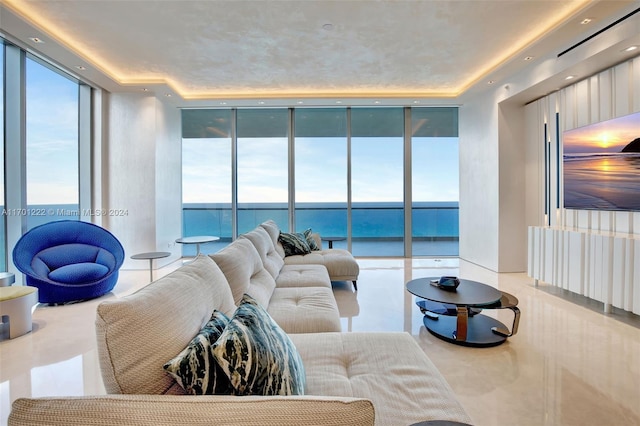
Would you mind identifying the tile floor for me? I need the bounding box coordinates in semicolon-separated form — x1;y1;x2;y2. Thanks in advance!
1;257;639;425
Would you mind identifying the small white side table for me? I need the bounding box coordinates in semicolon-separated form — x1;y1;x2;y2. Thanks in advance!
175;236;220;256
131;252;171;282
0;272;15;287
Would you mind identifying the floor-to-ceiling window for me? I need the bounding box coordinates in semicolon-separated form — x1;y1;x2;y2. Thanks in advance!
236;109;289;234
351;108;405;256
25;56;79;229
411;107;459;256
181;106;458;257
181;109;232;255
2;40;89;275
294;108;348;249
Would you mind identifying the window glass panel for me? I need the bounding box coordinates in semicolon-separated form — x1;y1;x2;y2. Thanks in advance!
26;57;79;229
411;107;459;256
0;43;5;270
237;109;289;233
351;108;404;256
294;109;347;248
181;109;232;255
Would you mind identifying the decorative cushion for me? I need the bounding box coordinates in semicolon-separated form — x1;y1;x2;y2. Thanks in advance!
212;294;306;396
163;311;233;395
48;262;109;284
303;228;321;251
278;232;311;256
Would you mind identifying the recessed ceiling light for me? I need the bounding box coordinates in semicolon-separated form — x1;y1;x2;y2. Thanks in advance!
258;101;265;105
297;101;304;104
623;45;638;52
487;80;495;84
29;37;44;43
142;88;149;92
524;56;534;61
322;23;334;31
580;18;592;25
413;100;421;104
374;100;381;104
164;93;172;97
75;65;86;70
565;75;576;80
220;101;227;105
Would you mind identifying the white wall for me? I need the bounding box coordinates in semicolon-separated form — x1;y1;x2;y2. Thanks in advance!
102;93;182;269
459;85;528;273
154;99;182;262
459;93;500;271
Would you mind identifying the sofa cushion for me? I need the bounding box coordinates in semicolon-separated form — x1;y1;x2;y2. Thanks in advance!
213;294;306;396
95;254;236;395
163;310;233;395
260;220;286;259
279;232;311;256
210;238;276;308
276;264;331;289
48;262;109;284
284;249;360;281
268;287;341;333
289;332;473;425
240;226;284;280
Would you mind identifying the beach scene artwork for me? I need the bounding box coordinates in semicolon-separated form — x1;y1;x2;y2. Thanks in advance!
563;111;640;211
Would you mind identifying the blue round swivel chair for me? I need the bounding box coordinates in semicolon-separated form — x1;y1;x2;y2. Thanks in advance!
12;220;125;304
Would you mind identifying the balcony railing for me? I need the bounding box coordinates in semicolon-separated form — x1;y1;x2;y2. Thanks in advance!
182;201;459;256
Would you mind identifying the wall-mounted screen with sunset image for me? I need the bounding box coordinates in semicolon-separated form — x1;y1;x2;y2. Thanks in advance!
563;111;640;211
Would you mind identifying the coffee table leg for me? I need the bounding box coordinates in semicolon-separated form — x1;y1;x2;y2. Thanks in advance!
491;306;521;337
454;307;468;341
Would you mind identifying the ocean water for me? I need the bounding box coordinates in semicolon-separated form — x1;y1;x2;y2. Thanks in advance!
1;202;460;267
564;153;640;211
183;201;460;256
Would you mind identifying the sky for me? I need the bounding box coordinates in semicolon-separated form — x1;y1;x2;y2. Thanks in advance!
26;58;79;205
563;112;640;154
182;136;459;204
0;56;80;206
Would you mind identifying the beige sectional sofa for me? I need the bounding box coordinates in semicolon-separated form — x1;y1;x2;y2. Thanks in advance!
8;222;472;426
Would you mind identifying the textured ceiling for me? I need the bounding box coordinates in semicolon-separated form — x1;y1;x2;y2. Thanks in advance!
1;0;637;104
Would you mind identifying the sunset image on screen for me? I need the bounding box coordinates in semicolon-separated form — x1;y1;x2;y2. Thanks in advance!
563;111;640;211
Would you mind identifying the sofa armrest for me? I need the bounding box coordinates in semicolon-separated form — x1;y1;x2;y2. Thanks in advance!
9;394;375;426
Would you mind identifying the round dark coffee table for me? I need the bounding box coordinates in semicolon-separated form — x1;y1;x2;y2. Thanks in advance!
406;277;520;347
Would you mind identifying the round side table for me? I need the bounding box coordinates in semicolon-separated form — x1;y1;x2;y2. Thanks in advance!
0;272;16;287
131;252;171;282
175;236;220;256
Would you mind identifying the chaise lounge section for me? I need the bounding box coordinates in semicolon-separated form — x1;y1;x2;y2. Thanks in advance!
259;220;360;290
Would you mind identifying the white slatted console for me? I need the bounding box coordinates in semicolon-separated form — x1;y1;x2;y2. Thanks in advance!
528;226;640;315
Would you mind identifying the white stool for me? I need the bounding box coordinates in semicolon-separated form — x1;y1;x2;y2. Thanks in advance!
0;286;38;339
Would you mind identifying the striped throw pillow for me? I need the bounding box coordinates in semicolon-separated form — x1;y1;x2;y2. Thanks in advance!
278;231;311;256
303;228;321;251
212;294;306;396
163;310;233;395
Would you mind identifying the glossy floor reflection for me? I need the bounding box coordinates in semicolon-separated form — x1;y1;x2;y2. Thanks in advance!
1;258;639;425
